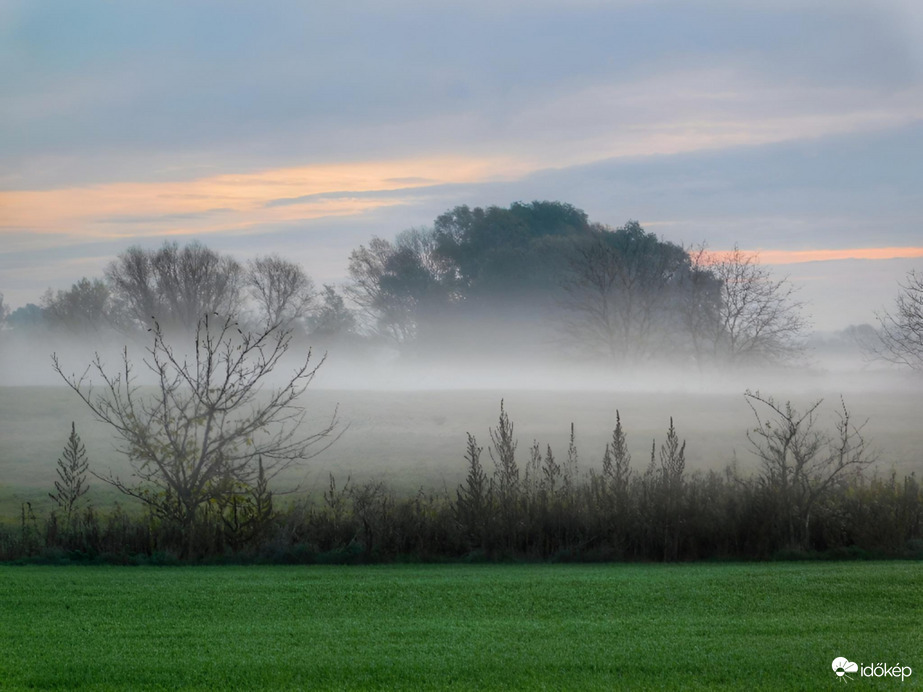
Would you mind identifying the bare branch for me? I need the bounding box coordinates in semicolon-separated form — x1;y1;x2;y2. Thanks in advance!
53;315;340;549
744;390;873;550
700;248;808;365
246;254;316;330
873;269;923;371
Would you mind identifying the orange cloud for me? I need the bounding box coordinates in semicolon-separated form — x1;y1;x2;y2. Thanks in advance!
0;155;529;241
678;246;923;268
747;247;923;264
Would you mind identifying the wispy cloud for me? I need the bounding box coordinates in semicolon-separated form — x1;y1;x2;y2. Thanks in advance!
750;247;923;264
495;71;923;169
265;188;436;208
0;156;529;242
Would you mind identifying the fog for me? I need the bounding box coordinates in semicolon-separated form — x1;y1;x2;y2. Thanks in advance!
2;320;919;509
0;317;906;393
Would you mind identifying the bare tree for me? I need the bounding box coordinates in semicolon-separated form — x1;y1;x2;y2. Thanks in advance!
0;291;9;324
561;222;687;362
106;241;244;332
696;247;807;365
745;390;872;551
53;314;339;554
105;246;158;327
561;237;622;359
246;254;316;330
874;269;923;371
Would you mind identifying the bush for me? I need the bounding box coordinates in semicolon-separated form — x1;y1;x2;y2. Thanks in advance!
4;398;921;564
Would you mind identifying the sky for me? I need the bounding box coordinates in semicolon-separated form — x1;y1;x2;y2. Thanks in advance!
2;0;922;330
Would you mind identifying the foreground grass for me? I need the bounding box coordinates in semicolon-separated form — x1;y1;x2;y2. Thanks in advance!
0;563;920;690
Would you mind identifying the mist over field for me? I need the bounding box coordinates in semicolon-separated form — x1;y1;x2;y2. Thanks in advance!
3;1;922;566
5;6;923;690
2;175;919;526
2;313;919;517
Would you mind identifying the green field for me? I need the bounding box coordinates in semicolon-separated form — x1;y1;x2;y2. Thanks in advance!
0;562;920;690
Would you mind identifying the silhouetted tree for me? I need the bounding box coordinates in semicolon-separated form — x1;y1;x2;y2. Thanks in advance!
42;278;122;334
524;440;543;505
434;201;590;301
591;411;633;552
745;390;872;550
53;314;339;556
694;247;807;365
540;444;561;502
658;418;686;560
489;400;519;506
309;285;358;340
6;303;45;329
875;269;923;371
345;201;594;353
346;237;419;344
599;411;632;501
106;241;244;333
489;400;520;548
49;422;90;526
457;433;490;539
561;221;689;362
246;254;315;330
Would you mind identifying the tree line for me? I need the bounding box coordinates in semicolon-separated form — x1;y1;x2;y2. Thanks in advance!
3;396;921;563
0;243;358;350
0;200;821;368
3;199;920;370
344;202;808;366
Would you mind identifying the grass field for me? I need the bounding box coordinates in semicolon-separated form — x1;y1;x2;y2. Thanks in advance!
0;562;920;690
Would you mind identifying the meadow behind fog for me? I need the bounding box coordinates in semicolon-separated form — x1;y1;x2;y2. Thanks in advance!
2;343;920;515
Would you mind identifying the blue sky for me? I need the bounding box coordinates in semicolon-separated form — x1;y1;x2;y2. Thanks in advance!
2;0;922;329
